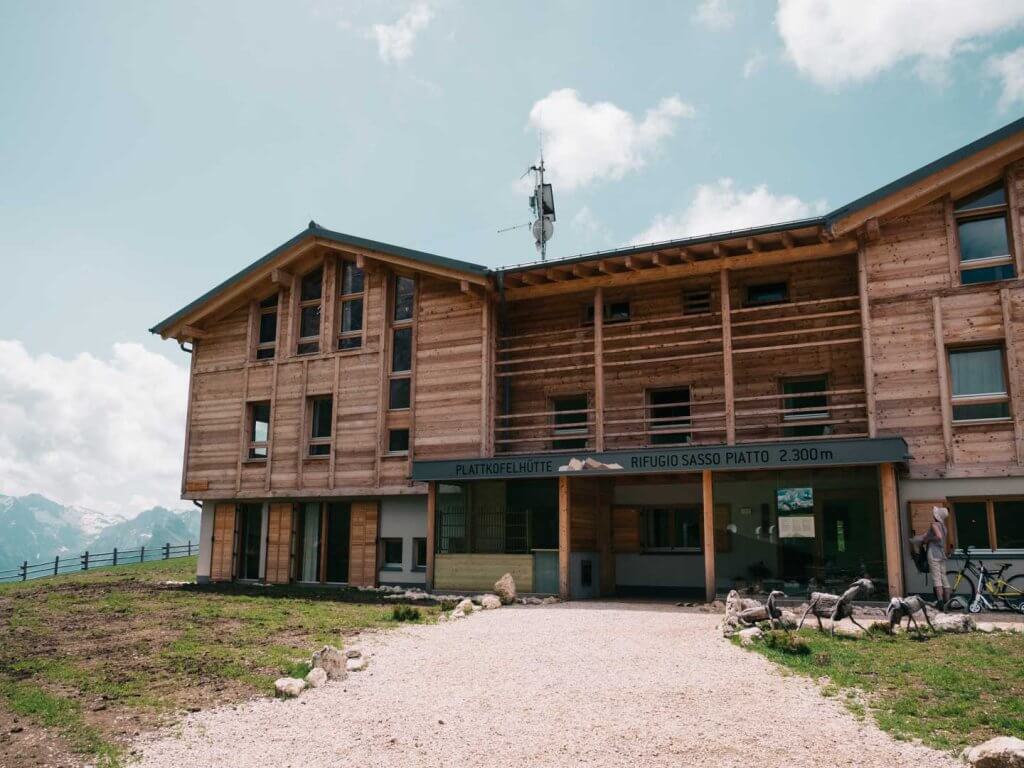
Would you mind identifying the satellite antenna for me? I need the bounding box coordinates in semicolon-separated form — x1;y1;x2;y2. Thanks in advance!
528;154;555;260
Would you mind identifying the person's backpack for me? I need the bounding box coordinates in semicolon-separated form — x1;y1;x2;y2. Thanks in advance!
911;543;930;574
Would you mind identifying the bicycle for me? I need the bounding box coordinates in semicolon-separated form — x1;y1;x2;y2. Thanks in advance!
944;546;1024;614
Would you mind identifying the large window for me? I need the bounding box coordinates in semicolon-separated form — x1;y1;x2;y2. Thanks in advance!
297;266;323;355
552;394;589;450
247;402;271;459
640;507;702;552
948;346;1010;422
381;538;403;571
952;499;1024;551
337;260;365;350
388;275;415;411
745;282;789;307
647;387;691;445
308;396;332;457
255;293;278;360
954;183;1016;285
781;376;829;437
436;480;559;555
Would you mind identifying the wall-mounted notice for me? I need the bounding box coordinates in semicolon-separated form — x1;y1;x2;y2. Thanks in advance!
779;515;815;538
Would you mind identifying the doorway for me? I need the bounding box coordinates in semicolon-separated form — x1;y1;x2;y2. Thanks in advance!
325;503;351;583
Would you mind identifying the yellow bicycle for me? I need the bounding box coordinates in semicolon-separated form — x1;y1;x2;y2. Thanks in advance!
945;547;1024;614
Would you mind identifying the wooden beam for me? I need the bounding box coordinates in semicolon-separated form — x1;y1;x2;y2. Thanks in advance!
780;232;795;249
546;268;573;282
520;271;548;285
355;253;366;269
864;218;881;242
598;259;623;275
702;469;716;603
712;243;725;258
558;475;570;600
179;324;208;340
880;463;904;599
1001;288;1024;466
572;263;598;278
857;249;877;438
426;481;436;590
943;195;960;287
745;238;761;253
270;268;293;286
624;255;650;271
720;268;735;445
932;296;953;466
678;247;693;263
594;287;605;451
651;252;675;267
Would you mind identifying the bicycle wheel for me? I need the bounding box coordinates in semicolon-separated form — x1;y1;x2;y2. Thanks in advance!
1002;574;1024;613
945;570;974;611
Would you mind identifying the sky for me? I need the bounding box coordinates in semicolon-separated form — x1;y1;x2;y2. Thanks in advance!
2;0;1024;515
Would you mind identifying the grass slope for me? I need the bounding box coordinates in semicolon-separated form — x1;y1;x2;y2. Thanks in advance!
742;628;1024;752
0;558;437;768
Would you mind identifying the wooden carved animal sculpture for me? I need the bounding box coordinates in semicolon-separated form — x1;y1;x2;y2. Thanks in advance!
886;595;935;636
737;590;787;629
798;579;874;637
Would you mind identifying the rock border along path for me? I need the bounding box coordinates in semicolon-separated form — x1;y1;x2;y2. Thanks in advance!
136;603;959;768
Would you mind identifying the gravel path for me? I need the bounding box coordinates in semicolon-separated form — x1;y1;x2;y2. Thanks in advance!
136;602;959;768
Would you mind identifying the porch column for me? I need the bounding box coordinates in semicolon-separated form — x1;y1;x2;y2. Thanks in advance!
426;481;437;590
880;463;904;598
558;475;571;599
702;470;716;602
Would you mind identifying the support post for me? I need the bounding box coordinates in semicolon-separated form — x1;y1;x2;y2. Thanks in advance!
140;546;145;564
21;561;27;581
702;470;716;603
558;475;571;600
54;555;59;576
720;268;735;445
82;551;89;571
113;547;118;567
594;287;605;451
932;297;953;466
857;248;877;437
426;481;437;590
880;462;904;598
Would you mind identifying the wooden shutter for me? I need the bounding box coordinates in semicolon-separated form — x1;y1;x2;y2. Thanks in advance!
909;500;947;539
611;506;640;553
348;500;379;587
210;503;237;582
265;503;294;584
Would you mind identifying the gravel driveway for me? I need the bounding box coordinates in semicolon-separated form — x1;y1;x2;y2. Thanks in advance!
137;602;958;768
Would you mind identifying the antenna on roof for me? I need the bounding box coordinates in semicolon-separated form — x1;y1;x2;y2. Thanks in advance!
527;149;555;260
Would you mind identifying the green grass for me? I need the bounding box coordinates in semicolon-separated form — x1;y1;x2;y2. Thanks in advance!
0;557;440;766
739;628;1024;751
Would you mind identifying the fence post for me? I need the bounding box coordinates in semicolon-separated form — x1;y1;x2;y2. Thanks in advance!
140;545;145;563
54;555;59;576
187;540;192;556
82;551;89;571
21;561;27;581
113;547;118;566
163;542;170;560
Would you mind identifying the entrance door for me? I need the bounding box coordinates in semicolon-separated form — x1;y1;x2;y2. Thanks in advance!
325;503;351;583
237;504;263;580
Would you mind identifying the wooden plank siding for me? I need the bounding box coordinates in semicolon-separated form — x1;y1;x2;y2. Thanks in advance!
209;503;237;582
264;502;293;584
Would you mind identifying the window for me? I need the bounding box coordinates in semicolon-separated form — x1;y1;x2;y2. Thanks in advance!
552;394;589;450
389;378;411;410
255;293;278;360
388;428;410;454
412;537;427;571
647;387;691;445
237;504;263;580
683;290;711;315
297;266;323;355
952;498;1024;551
308;396;332;457
948;346;1010;422
247;402;271;459
781;376;829;437
745;282;789;307
954;183;1016;285
381;538;403;570
394;275;415;322
640;507;702;551
337;260;365;350
388;275;414;412
584;300;631;325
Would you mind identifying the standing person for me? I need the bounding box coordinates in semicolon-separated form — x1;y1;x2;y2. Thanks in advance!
912;506;951;609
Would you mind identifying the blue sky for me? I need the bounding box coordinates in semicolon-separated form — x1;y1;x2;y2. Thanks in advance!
2;0;1024;513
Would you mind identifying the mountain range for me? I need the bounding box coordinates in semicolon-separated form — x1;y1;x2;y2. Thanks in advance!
0;493;200;574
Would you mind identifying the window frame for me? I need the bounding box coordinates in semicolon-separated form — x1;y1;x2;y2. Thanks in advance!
254;292;279;361
307;395;333;459
646;386;692;446
246;401;271;461
296;265;324;356
639;506;703;553
946;344;1012;425
412;537;427;571
380;538;404;571
387;428;410;456
336;258;366;352
550;393;591;450
952;181;1016;285
949;496;1024;552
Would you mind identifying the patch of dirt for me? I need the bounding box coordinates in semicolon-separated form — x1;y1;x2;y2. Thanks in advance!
0;706;79;768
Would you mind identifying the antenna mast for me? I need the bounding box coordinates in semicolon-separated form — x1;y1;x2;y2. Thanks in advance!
528;153;555;260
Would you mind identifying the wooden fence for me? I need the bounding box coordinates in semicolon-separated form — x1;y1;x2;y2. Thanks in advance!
0;542;195;583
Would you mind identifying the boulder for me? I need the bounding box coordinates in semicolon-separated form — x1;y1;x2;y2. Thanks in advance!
480;594;502;610
311;645;347;680
976;622;998;633
541;596;559;605
932;613;976;634
304;667;328;688
494;573;517;604
964;736;1024;768
274;677;306;698
454;598;476;615
778;610;799;629
346;656;368;672
345;648;362;659
737;627;762;646
833;622;865;639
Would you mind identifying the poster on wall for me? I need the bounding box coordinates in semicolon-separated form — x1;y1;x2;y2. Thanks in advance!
778;515;815;538
776;487;813;512
777;487;814;538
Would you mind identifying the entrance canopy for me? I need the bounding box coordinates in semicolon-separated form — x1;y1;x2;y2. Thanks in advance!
411;437;909;482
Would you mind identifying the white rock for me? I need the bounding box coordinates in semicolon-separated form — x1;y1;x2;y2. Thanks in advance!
975;622;997;633
494;573;517;604
737;627;762;646
964;736;1024;768
541;596;559;605
932;613;975;633
274;677;306;698
311;645;347;680
346;656;368;672
345;647;362;659
304;667;328;688
455;598;476;615
833;622;865;639
778;610;799;629
480;594;502;610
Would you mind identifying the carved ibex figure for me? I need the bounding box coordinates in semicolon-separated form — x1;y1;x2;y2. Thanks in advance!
886;595;935;636
737;590;786;629
798;578;874;637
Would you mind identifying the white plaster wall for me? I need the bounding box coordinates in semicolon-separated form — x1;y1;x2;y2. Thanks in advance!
196;502;215;582
378;496;427;585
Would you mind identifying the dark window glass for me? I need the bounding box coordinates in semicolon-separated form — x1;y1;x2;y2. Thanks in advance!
389;378;411;409
957;216;1011;263
259;293;279;309
309;443;330;456
745;282;789;306
640;507;701;550
950;348;1006;397
643;508;671;548
683;290;711;315
297;341;319;355
388;428;410;453
256;347;276;360
382;538;403;568
586;301;631;324
413;537;427;570
960;262;1016;284
259;311;277;344
338;336;362;351
340;297;364;334
993;500;1024;549
392;327;412;372
311;398;333;439
553;395;588;450
238;505;263;579
952;402;1011;421
341;261;364;294
674;508;701;549
300;305;321;340
953;501;991;550
394;276;415;321
649;388;690;445
251;403;270;443
301;267;323;301
954;183;1006;212
782;376;828;437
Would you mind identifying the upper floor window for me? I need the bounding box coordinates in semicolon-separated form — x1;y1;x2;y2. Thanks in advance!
552;394;589;450
781;375;829;437
337;260;365;351
745;282;789;307
954;183;1017;285
584;300;631;325
389;275;415;411
948;346;1010;422
682;290;711;315
647;387;691;446
297;267;323;355
256;293;278;360
247;402;270;459
394;275;415;322
308;396;333;456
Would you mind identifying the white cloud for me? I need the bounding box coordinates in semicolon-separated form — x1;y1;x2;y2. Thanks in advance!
743;49;767;78
776;0;1024;88
570;205;612;243
633;178;827;244
0;341;188;516
370;1;434;63
988;46;1024;111
694;0;735;29
526;89;694;191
